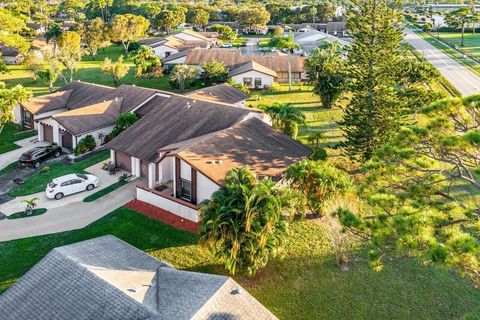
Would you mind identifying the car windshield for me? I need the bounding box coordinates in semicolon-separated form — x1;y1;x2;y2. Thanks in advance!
48;182;57;188
76;174;87;180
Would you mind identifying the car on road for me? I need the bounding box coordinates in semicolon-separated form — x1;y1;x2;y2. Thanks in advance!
219;43;233;48
19;145;62;168
46;173;99;200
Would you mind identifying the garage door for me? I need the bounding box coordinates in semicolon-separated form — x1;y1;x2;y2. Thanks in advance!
62;132;73;150
141;160;149;178
115;151;131;173
43;124;54;143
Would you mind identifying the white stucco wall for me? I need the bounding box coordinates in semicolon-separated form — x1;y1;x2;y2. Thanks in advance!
152;45;179;59
160;156;174;183
180;159;191;180
136;187;200;222
13;104;22;125
76;125;114;149
2;56;19;65
231;71;275;89
197;171;219;203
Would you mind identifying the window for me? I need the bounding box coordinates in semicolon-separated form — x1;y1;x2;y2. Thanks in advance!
22;108;32;127
165;51;171;57
243;77;252;86
254;78;262;88
61;180;72;187
180;179;192;201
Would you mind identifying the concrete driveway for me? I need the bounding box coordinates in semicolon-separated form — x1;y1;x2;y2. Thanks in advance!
0;136;49;170
0;161;137;242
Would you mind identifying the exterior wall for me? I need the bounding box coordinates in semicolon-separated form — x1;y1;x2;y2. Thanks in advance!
197;171;219;203
159;156;174;183
180;160;191;180
2;55;19;65
136;187;200;222
13;104;22;125
152;45;179;59
76;125;114;149
231;71;275;89
242;111;271;125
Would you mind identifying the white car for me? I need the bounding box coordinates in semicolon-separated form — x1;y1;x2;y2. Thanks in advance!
46;173;99;200
219;43;233;48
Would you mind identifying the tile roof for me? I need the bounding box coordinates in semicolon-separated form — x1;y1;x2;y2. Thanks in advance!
176;117;311;184
186;83;249;105
0;235;277;320
105;95;252;161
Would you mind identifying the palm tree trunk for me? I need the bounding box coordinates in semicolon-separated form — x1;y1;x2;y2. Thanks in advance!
288;52;292;91
462;23;465;46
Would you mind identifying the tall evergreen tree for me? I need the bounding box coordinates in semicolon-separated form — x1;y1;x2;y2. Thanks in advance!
340;0;433;161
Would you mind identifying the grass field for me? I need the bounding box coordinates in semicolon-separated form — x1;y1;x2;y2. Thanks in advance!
83;180;127;202
0;123;36;154
10;150;109;197
0;45;204;96
0;207;478;320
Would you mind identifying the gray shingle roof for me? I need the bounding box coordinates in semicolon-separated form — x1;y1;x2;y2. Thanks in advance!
0;235;277;320
186;83;249;105
228;61;278;78
105;95;252;161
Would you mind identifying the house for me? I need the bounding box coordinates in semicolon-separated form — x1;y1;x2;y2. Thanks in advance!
185;83;249;107
0;46;21;65
26;22;46;35
14;82;161;150
139;30;212;59
163;48;306;87
293;30;349;54
228;61;278;89
0;235;277;320
105;96;310;224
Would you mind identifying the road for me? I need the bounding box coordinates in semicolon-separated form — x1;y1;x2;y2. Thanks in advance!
404;28;480;96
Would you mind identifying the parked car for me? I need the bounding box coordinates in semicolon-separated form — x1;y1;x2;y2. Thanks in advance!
219;43;233;48
19;145;62;168
46;173;99;200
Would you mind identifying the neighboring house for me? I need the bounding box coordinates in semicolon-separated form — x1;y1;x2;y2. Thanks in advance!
0;235;277;320
26;22;46;35
185;83;249;107
293;30;349;54
163;48;306;87
228;61;278;89
0;46;21;65
14;82;160;150
140;30;212;59
105;96;310;224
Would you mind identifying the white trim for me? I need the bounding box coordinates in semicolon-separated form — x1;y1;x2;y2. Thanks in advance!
110;150;116;164
148;162;156;188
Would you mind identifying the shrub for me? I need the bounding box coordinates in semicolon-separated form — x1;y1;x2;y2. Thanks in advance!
283;121;298;139
310;148;328;161
40;166;50;173
268;82;281;92
75;135;96;155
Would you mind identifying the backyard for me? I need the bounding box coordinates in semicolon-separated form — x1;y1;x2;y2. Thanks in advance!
0;45;205;96
0;123;36;154
0;207;478;320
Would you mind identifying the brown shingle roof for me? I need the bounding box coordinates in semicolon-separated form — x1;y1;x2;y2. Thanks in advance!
21;90;72;115
59;81;116;110
105;95;251;161
53;98;123;135
177;117;311;184
186;83;249;105
181;49;305;73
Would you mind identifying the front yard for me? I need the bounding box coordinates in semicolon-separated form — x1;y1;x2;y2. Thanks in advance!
9;150;109;197
0;123;36;155
0;207;478;319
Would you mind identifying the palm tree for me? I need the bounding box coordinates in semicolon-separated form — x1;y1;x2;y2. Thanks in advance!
37;68;59;93
169;64;199;93
286;160;352;216
199;167;295;276
276;35;301;91
260;102;305;138
307;131;325;148
45;23;62;51
22;197;39;215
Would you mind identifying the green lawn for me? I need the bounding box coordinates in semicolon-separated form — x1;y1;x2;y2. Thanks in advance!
0;122;36;154
83;180;127;202
10;150;109;197
0;45;206;96
435;31;480;58
7;208;47;220
247;84;344;148
0;207;478;319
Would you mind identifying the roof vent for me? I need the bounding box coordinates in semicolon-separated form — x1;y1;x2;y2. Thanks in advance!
128;287;139;293
115;97;118;101
217;160;223;164
186;102;191;109
230;288;241;295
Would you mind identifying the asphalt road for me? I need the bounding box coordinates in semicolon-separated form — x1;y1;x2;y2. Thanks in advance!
404;28;480;96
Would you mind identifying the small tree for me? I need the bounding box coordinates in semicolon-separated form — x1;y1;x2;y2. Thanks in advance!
23;52;43;82
22;197;39;215
78;17;109;60
57;31;82;82
212;24;237;43
260;102;305;138
0;82;32;126
286;160;352;216
274;25;284;37
45;23;62;50
110;14;150;56
74;134;96;155
169;64;199;92
129;46;163;79
37;68;60;93
305;42;345;108
200;59;228;84
200;167;300;276
446;7;471;46
154;8;186;34
100;56;129;86
187;7;210;30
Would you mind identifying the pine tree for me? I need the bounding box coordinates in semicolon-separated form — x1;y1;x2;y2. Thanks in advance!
340;0;405;161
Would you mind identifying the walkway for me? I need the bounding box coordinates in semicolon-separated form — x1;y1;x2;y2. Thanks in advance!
0;162;137;242
404;28;480;96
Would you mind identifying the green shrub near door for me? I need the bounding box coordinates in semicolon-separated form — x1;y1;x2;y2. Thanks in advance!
75;135;96;155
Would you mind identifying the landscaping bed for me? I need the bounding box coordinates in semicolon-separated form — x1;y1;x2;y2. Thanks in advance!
83;180;127;202
0;207;478;319
10;150;109;197
7;208;47;220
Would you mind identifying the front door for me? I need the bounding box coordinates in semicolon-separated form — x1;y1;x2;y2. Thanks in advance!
62;132;73;150
43;124;54;143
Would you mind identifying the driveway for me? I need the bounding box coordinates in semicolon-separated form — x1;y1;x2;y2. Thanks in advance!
0;161;137;242
404;28;480;96
0;136;49;170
